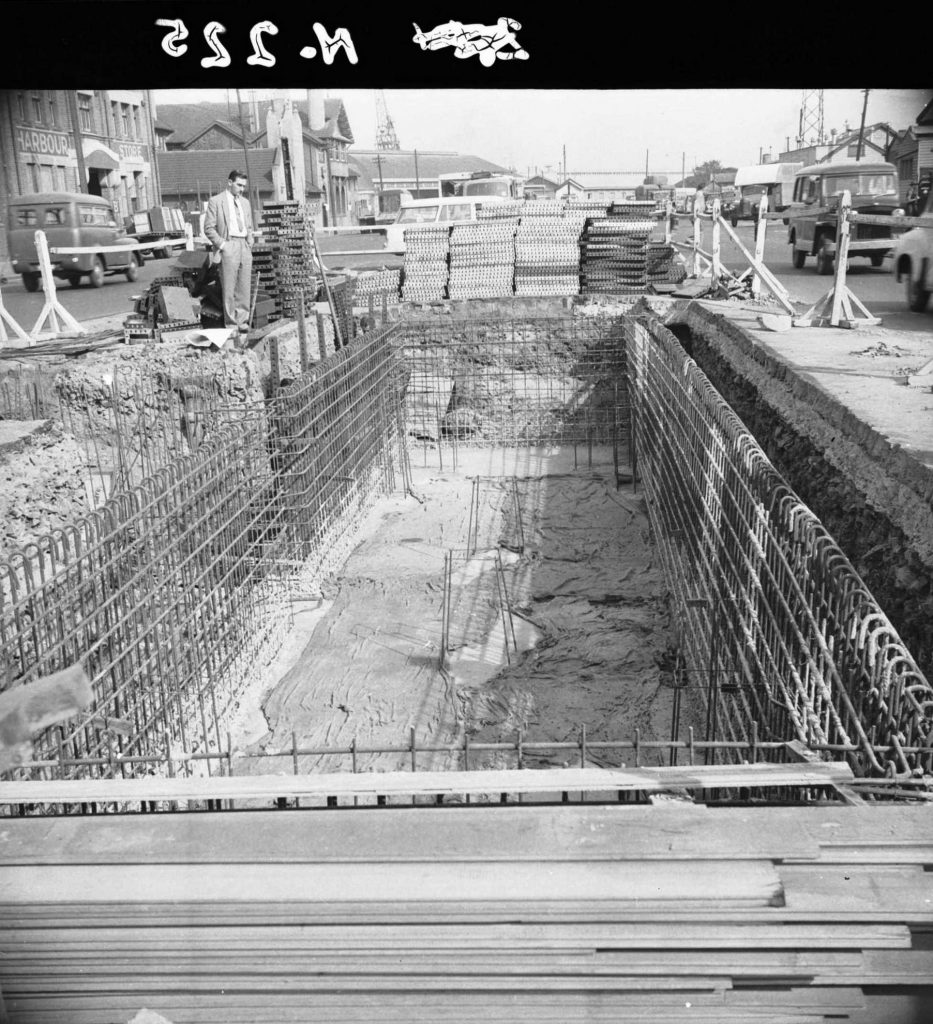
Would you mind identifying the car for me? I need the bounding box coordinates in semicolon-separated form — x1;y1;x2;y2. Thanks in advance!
7;191;142;291
892;186;933;312
786;161;900;275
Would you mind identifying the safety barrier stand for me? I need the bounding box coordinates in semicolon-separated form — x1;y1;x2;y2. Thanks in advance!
30;230;86;341
0;287;31;348
793;190;881;329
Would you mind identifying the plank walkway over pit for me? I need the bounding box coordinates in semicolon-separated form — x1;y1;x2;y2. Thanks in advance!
1;799;931;1023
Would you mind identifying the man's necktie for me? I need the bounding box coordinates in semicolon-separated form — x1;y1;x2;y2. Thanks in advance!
234;198;245;233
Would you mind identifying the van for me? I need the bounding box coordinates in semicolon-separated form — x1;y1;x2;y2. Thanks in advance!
729;163;802;226
786;162;900;274
384;196;503;253
892;182;933;312
8;192;141;291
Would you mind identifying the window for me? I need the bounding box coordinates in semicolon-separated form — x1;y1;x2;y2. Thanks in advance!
47;91;58;128
15;208;37;226
111;101;120;135
32;92;43;123
121;105;129;136
439;203;472;222
54;165;66;191
28;163;40;191
16;92;27;121
397;205;439;224
78;204;116;226
44;207;67;225
132;106;140;139
39;165;54;192
78;94;92;132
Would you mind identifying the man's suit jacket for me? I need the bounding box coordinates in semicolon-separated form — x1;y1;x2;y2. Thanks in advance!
204;189;254;254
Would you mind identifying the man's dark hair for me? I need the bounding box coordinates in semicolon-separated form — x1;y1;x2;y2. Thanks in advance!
228;170;246;182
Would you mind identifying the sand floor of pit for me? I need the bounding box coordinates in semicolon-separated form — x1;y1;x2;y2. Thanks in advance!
230;446;698;776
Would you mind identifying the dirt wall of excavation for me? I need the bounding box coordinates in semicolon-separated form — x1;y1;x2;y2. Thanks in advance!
667;304;933;681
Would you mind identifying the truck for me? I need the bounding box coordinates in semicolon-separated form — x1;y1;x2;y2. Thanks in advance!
124;206;189;258
729;163;803;226
437;171;523;200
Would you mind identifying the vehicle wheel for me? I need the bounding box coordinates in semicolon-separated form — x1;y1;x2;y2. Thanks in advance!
155;247;169;259
792;248;807;269
782;217;790;226
125;255;139;282
816;239;834;275
89;257;105;288
68;275;83;288
906;271;930;312
870;254;885;268
22;272;40;292
730;214;738;227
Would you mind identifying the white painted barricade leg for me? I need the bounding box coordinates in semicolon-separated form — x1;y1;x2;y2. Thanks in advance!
692;199;702;277
665;200;674;244
0;288;31;347
185;223;194;251
30;231;85;340
718;216;795;315
710;198;721;286
793;191;881;329
752;193;769;298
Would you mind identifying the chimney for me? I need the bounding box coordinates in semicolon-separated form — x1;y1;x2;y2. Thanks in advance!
307;90;326;131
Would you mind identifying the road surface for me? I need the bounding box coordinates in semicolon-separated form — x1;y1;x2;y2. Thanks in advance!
0;223;927;335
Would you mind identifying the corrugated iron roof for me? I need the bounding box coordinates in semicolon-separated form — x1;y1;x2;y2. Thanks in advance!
350;150;511;189
156;149;276;195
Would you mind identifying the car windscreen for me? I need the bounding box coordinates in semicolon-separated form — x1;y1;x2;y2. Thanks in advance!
44;208;67;225
822;174;896;199
397;206;439;224
464;181;511;198
79;204;117;226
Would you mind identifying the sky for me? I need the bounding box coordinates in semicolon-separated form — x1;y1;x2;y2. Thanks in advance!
152;89;931;179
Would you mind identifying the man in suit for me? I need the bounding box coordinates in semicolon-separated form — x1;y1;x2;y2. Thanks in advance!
204;170;254;338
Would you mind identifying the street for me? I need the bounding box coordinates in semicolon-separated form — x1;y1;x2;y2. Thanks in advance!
1;221;928;336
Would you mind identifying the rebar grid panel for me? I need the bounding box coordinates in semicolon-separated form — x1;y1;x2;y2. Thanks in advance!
622;315;933;780
267;325;402;584
395;315;631;449
0;325;404;778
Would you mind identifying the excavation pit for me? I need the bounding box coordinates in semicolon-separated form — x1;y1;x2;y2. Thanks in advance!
1;303;931;796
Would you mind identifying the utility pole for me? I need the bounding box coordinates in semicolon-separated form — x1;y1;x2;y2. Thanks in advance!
681;153;685;187
66;92;88;194
414;149;420;195
235;89;256;216
562;144;566;182
645;149;649;180
376;151;384;191
856;88;870;162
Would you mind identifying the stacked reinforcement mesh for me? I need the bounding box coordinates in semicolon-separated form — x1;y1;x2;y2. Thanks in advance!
255;202;318;320
477;201;523;224
354;268;402;300
514;202;582;296
447;221;516;299
646;240;687;287
401;225;450;302
579;199;662;295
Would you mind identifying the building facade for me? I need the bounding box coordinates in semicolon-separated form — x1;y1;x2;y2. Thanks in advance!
0;89;160;271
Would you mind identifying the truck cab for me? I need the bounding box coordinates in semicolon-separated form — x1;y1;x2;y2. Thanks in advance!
7;192;140;290
786;162;900;274
384;197;496;253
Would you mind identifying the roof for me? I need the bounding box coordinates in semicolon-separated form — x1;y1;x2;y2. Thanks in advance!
156;149;277;195
918;95;933;126
8;191;111;206
350;151;511;190
797;160;896;176
156;98;354;148
525;175;560;188
558;173;644;190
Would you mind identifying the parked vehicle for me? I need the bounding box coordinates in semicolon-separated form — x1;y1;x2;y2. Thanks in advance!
8;192;141;290
384;196;505;253
892;186;933;311
438;171;523;200
786;162;900;275
730;163;802;226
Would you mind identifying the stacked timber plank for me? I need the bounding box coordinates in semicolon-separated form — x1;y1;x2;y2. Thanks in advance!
401;226;450;302
256;202;318;321
514;206;581;296
1;799;932;1023
448;222;516;300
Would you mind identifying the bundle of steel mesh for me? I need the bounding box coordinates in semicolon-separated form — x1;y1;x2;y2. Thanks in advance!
354;268;402;299
514;210;581;296
447;222;516;299
401;225;450;302
645;241;687;286
256;202;318;321
477;201;524;221
579;216;654;295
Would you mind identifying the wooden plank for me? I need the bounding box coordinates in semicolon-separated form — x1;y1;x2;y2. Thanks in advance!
780;863;933;918
0;858;782;906
0;762;855;806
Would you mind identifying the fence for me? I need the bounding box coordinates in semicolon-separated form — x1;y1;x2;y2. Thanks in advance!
624;314;932;779
0;324;403;772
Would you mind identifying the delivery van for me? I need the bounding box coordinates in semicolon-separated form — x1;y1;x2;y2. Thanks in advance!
7;192;141;291
384;196;505;253
786;162;900;274
729;163;803;225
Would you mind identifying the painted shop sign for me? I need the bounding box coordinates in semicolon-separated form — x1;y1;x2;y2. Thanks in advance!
119;142;149;163
16;128;71;157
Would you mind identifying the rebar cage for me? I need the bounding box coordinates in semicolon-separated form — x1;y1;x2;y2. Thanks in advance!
624;314;933;780
1;309;931;788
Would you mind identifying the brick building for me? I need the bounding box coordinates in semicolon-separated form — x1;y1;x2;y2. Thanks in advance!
0;89;160;272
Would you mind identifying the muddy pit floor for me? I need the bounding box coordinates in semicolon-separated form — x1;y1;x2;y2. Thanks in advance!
230;446;696;781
